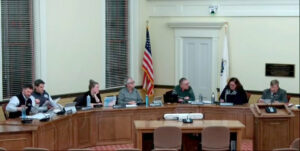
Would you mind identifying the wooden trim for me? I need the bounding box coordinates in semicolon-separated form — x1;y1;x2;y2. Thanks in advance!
154;85;175;89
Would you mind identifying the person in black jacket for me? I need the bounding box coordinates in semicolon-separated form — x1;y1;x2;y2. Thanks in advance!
75;79;102;107
219;77;248;105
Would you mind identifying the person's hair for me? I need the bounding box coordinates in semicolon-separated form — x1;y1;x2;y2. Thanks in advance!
179;77;187;85
89;79;99;91
270;79;279;86
124;77;133;86
34;79;45;87
227;77;244;91
23;84;33;90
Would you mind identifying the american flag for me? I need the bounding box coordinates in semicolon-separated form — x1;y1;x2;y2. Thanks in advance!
142;26;154;96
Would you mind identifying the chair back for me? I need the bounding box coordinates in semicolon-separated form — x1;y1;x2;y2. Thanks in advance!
273;148;298;151
1;103;8;119
116;149;140;151
0;147;7;151
202;126;230;151
290;138;300;149
68;149;93;151
154;126;182;150
23;147;49;151
246;92;251;101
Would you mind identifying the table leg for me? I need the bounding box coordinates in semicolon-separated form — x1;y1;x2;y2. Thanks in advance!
236;130;243;151
135;130;143;149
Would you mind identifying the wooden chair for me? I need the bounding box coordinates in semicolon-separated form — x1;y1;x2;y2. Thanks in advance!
246;92;251;101
290;138;300;149
23;147;49;151
202;126;230;151
153;126;182;151
117;149;141;151
272;138;299;151
68;149;93;151
1;103;8;119
153;149;178;151
273;148;298;151
287;95;292;103
0;147;7;151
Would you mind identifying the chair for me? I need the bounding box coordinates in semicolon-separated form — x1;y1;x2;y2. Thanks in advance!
153;126;182;150
68;149;93;151
290;138;300;149
246;92;251;101
201;126;230;151
153;149;178;151
23;147;49;151
272;138;300;151
273;149;298;151
0;147;7;151
1;103;8;119
117;149;141;151
287;95;292;103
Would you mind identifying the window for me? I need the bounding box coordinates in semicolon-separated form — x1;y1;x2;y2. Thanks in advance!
1;0;35;99
105;0;129;88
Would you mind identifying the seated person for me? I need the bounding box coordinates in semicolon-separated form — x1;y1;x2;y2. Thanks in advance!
32;79;59;112
219;77;248;105
259;79;288;103
118;77;142;106
173;77;195;103
6;84;40;118
75;79;102;107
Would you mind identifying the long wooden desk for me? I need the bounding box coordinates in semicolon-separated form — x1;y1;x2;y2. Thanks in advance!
134;120;245;150
0;104;298;150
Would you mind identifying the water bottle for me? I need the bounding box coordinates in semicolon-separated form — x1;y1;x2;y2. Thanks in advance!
199;94;203;102
87;95;91;107
211;92;215;104
145;95;149;107
21;106;26;119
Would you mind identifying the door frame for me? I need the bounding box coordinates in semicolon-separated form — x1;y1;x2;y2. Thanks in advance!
168;22;225;95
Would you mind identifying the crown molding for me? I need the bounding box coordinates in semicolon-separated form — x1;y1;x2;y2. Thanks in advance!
147;0;299;17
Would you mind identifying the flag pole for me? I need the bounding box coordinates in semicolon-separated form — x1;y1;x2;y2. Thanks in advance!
146;20;149;28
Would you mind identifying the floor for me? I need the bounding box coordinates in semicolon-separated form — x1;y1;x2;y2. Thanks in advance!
89;139;253;151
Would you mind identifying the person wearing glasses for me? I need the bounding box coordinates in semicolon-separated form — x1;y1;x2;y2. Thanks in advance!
173;77;195;103
118;77;142;106
219;77;248;105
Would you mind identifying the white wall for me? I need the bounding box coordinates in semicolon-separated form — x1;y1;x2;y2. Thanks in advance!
144;16;299;93
45;0;105;95
2;0;298;99
41;0;300;95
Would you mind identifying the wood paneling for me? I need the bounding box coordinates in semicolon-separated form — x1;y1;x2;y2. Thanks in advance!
0;104;298;150
37;125;56;150
251;104;295;151
261;119;290;150
72;112;94;148
97;111;133;145
0;132;32;150
56;118;73;150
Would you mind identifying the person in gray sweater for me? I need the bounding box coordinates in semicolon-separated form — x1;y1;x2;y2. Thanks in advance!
118;77;142;106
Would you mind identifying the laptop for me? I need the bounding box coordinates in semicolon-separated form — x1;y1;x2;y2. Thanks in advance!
64;102;77;114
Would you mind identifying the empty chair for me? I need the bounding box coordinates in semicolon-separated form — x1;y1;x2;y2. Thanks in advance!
153;149;178;151
153;126;182;150
23;147;49;151
273;149;298;151
202;126;230;151
0;147;7;151
68;149;93;151
273;138;300;151
117;149;141;151
290;138;299;149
